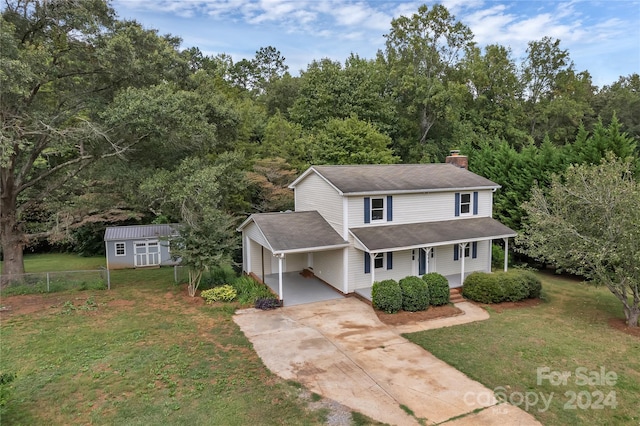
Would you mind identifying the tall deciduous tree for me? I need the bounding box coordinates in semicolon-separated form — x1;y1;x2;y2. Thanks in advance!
461;45;529;148
383;4;474;148
307;116;398;165
521;37;595;144
247;157;296;213
1;0;115;278
289;55;395;133
0;0;203;279
593;74;640;142
517;156;640;327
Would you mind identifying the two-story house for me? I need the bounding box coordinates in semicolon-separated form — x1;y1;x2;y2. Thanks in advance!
238;154;516;303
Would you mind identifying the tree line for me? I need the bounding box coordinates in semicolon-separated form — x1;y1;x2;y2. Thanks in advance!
1;0;638;279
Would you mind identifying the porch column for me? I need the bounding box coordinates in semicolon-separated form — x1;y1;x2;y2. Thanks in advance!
460;242;468;286
503;237;509;272
278;255;284;303
370;253;376;286
425;247;431;274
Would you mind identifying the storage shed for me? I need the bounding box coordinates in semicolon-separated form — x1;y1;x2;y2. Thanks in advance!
104;224;180;270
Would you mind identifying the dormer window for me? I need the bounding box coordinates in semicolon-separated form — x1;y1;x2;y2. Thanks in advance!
371;198;384;221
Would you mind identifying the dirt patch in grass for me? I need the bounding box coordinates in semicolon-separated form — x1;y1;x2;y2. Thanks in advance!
608;318;640;338
478;298;543;313
375;304;462;326
0;293;71;317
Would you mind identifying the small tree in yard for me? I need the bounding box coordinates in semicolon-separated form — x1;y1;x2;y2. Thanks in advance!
517;155;640;327
142;155;243;297
170;212;236;297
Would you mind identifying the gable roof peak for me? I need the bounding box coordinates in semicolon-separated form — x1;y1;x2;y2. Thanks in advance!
290;163;499;195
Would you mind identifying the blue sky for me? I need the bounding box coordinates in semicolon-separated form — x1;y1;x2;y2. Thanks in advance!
113;0;640;88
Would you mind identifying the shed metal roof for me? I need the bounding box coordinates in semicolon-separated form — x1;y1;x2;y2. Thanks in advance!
238;211;349;254
350;217;516;252
104;224;180;241
290;164;499;195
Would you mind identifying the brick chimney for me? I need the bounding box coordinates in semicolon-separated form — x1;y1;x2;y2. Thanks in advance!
445;150;468;170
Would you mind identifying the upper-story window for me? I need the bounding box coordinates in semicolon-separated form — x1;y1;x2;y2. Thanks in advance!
365;196;393;224
455;191;478;216
460;193;471;214
371;198;385;221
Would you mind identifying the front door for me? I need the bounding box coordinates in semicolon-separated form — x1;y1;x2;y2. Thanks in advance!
134;241;160;267
418;248;436;275
419;248;426;275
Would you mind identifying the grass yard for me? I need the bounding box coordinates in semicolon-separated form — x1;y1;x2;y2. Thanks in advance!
1;254;108;296
0;264;355;425
0;253;106;273
405;272;640;425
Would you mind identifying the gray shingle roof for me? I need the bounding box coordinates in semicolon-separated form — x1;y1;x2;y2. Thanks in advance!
299;164;499;194
104;224;180;241
350;217;516;252
245;211;348;253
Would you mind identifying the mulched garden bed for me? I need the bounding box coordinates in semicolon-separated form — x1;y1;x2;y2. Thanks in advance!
375;304;462;326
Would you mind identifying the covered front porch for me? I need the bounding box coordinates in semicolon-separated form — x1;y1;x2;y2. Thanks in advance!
264;271;343;306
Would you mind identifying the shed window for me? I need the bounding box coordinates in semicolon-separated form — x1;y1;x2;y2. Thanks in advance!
115;242;126;256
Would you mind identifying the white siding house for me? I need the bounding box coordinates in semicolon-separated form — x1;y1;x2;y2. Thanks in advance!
238;156;516;303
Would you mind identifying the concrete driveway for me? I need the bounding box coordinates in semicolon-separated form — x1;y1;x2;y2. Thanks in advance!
234;298;540;426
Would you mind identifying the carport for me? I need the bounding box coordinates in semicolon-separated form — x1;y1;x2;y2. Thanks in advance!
238;211;349;305
263;272;343;306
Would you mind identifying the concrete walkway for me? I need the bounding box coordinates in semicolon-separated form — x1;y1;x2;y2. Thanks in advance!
392;301;490;334
234;298;540;426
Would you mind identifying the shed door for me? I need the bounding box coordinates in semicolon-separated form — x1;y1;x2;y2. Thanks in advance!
134;241;160;267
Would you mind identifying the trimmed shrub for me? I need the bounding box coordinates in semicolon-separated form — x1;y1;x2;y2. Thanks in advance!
255;297;280;310
499;272;529;302
201;284;237;303
518;270;542;298
463;270;541;304
422;273;449;306
399;276;429;311
371;279;402;314
463;272;504;304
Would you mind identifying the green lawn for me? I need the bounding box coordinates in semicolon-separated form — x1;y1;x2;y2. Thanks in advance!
405;272;640;425
1;254;108;296
0;253;105;273
0;264;361;425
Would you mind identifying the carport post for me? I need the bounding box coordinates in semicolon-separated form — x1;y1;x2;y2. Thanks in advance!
278;255;283;304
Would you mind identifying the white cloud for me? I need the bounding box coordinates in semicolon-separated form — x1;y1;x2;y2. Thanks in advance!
112;0;639;86
327;2;392;30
